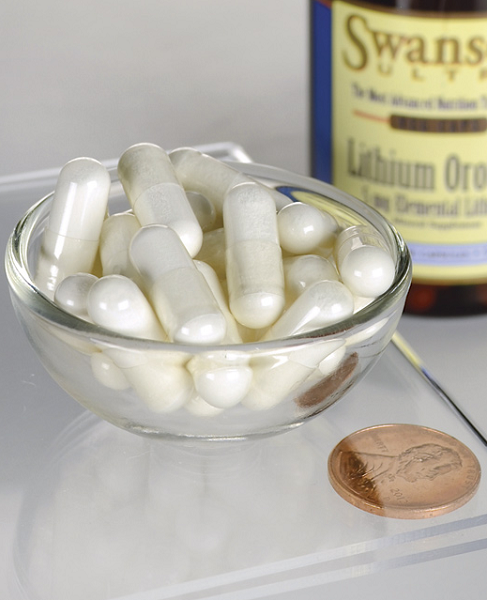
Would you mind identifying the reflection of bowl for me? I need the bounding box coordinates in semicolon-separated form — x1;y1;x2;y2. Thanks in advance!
5;161;411;441
11;412;380;599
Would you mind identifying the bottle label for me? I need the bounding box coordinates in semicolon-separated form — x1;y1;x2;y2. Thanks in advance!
312;0;487;284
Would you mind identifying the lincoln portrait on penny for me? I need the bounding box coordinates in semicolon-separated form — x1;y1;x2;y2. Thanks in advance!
340;442;462;494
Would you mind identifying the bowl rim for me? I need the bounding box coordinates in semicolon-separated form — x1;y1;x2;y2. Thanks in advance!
5;160;412;353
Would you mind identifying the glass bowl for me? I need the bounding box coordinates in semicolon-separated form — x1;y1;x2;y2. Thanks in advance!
5;161;411;441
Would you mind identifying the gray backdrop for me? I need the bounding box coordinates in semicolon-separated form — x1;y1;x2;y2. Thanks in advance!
1;0;308;177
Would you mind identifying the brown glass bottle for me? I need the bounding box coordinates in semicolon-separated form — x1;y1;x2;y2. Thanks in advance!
310;0;487;316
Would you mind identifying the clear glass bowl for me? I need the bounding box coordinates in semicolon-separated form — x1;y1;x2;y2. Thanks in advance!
5;162;411;441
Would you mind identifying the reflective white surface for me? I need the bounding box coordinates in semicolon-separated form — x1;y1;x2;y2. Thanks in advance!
398;314;487;443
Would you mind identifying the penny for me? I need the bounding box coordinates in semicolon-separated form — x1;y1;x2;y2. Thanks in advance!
328;424;481;519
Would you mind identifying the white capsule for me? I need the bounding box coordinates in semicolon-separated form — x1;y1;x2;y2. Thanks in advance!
90;351;130;391
346;316;391;347
188;351;253;409
336;226;395;298
353;295;375;313
170;147;292;215
185;263;253;408
277;202;337;255
42;272;99;356
101;343;193;412
91;251;104;279
194;260;242;343
186;191;219;232
87;274;166;340
195;228;227;281
313;244;334;260
242;340;343;410
196;257;258;345
283;254;338;301
185;393;224;417
169;147;248;215
130;225;227;344
118;143;203;257
223;182;285;329
318;345;347;377
54;272;98;320
262;280;354;341
99;212;142;283
265;186;294;211
87;275;193;411
123;358;193;413
35;157;111;297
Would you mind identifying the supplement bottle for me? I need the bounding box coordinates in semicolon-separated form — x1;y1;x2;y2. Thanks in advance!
310;0;487;315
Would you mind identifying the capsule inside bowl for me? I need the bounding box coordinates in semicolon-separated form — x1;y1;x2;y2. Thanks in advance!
5;146;411;441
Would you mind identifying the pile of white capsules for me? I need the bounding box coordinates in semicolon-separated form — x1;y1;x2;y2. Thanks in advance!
35;143;395;415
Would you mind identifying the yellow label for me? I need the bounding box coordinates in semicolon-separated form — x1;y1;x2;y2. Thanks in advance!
332;1;487;283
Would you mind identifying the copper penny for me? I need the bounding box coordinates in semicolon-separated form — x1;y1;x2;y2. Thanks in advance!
328;424;481;519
